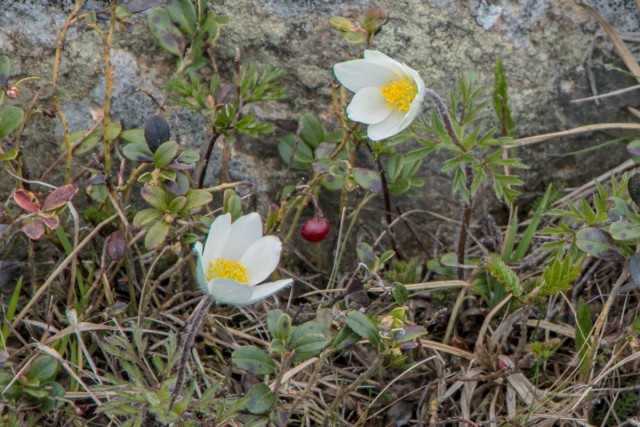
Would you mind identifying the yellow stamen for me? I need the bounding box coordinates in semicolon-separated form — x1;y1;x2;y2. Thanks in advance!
207;258;249;284
381;74;417;112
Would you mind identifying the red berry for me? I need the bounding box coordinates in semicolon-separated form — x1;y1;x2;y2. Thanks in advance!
300;217;330;242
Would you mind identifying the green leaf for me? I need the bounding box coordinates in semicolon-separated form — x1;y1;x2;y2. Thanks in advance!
345;311;380;348
575;227;625;262
153;140;179;169
332;325;360;350
183;189;212;212
289;321;330;363
343;31;367;44
0;147;18;160
231;345;276;375
352;167;382;192
123;140;154;162
356;242;375;269
133;208;162;227
168;196;187;213
299;113;325;148
145;219;170;250
28;355;58;382
575;298;592;375
199;13;221;47
267;309;291;342
511;184;552;262
246;383;275;415
0;105;24;138
392;283;409;306
120;128;145;144
537;256;580;297
485;254;522;298
610;216;640;241
329;16;354;32
166;0;197;35
178;148;199;164
147;8;185;56
140;185;169;211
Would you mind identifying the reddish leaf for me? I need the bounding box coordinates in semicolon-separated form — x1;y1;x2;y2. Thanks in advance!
13;190;40;213
43;185;77;212
22;220;45;240
40;214;59;230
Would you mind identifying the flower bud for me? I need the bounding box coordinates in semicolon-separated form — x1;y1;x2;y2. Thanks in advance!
5;86;18;99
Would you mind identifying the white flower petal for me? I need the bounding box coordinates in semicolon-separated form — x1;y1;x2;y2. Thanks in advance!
334;60;395;93
346;87;392;125
239;236;283;285
193;242;209;293
203;213;231;264
223;212;263;261
207;278;254;305
362;50;406;76
243;279;293;305
366;111;408;141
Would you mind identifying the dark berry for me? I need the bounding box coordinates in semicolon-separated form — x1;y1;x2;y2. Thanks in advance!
144;115;170;152
301;217;330;242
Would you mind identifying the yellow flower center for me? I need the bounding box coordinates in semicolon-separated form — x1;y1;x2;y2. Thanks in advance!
207;258;249;284
380;74;417;112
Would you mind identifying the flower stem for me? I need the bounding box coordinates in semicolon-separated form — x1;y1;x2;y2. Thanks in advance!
169;296;212;410
424;88;462;149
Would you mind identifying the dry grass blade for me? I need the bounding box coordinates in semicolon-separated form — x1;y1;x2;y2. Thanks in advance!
578;2;640;83
10;212;119;328
509;123;640;147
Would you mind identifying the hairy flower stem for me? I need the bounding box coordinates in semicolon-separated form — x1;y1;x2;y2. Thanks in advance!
424;88;471;344
169;297;213;410
424;88;462;149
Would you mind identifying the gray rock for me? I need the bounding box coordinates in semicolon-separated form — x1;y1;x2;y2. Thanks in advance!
0;0;637;242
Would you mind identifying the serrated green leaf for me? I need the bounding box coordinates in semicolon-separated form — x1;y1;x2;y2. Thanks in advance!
231;345;276;375
537;256;580;297
486;255;522;298
345;311;380;347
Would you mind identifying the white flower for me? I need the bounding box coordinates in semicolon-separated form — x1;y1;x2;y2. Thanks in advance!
193;213;292;305
333;50;425;141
